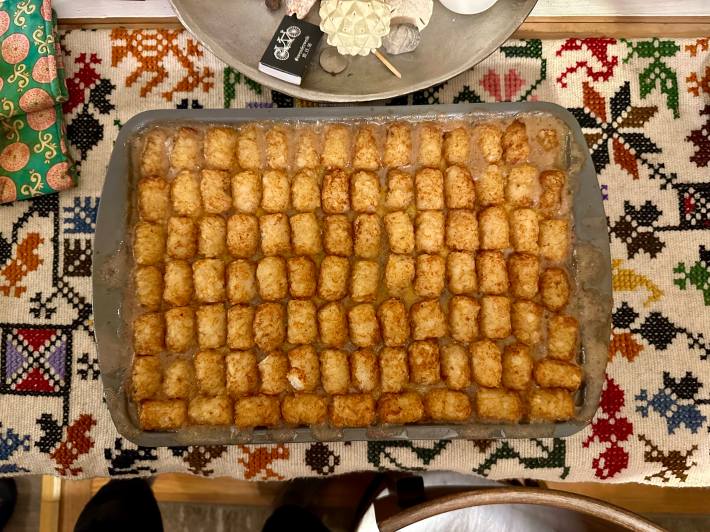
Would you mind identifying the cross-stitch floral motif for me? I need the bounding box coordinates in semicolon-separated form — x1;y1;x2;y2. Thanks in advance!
637;372;709;435
686;105;710;168
674;245;710;306
624;38;680;118
556;38;619;88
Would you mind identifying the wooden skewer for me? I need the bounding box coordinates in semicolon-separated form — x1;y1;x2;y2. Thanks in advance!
373;49;402;79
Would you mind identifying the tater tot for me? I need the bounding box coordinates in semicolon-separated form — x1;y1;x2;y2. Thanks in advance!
509;253;539;300
446;210;478;251
351;170;380;213
547;315;578;360
506;163;539;207
510;208;539;254
140;129;168;177
188;395;232;426
502;120;529;164
447;252;477;294
470;339;502;388
477;251;508;295
323;214;352;256
237;125;261;170
318;255;349;301
539;219;569;262
193;258;225;303
534;359;582;391
415;210;445;253
163;359;193;399
132;356;161;400
225;350;258;397
384;122;412;167
227;259;256;304
380;347;409;392
502;343;533;391
261;169;290;213
287;299;317;344
259;213;291;256
540;268;570;311
295;130;320;169
134;222;165;266
198;215;226;258
351;348;379;392
287;257;317;298
443;127;470;165
480;295;511;339
351;260;379;303
417;124;443;167
165;307;195;352
133;313;164;355
231;170;261;214
441;343;472;390
163;260;193;306
265;127;289;170
227;214;259;258
322;124;351;168
320;349;350;394
425;389;472;422
512;300;542;346
286;345;320;391
415;254;445;297
196;304;227;349
259;351;289;395
322;168;350;214
170;127;201;171
291;168;320;212
415;168;444;210
408;340;441;385
194;349;226;396
354;214;381;259
139;400;187;430
353;126;380;170
475;164;505;207
200;169;232;214
318;302;348;347
539;170;566;216
234;395;280;428
204;127;238;170
475;388;522;422
411;300;447;340
385;211;415;254
444;165;475;209
135;266;163;310
330;394;376;428
253;303;285;351
378;298;410;347
449;296;480;343
290;212;321;255
167;216;197;260
537;129;560;151
256;256;288;301
385;254;415;294
282;394;328;425
138;176;170;222
478;206;509;250
348;304;380;347
378;392;424;424
385;169;414;210
475;123;503;164
171;169;201;218
528;388;575;421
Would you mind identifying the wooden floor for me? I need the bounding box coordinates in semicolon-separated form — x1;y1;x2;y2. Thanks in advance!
36;473;710;532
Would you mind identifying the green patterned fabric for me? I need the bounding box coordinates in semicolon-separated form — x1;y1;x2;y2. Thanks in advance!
0;1;75;203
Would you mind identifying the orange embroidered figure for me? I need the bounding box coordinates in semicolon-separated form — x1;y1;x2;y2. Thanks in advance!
0;232;44;297
612;259;663;307
51;414;97;476
238;444;289;480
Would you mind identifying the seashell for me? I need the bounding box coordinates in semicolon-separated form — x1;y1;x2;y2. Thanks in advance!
382;23;421;54
319;0;392;56
286;0;318;18
319;46;350;74
385;0;433;30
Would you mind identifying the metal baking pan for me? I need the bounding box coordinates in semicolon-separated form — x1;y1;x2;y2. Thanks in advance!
93;103;612;447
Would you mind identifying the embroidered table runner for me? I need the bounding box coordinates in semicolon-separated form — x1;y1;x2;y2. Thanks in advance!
0;31;708;484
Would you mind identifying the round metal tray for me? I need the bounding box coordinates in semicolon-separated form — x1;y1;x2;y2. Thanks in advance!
169;0;538;102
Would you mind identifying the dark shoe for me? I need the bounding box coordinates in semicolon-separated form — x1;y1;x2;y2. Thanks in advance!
0;478;17;529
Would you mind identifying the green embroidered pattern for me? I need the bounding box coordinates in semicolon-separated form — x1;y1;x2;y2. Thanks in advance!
223;66;262;108
623;38;680;118
367;440;450;471
475;439;570;479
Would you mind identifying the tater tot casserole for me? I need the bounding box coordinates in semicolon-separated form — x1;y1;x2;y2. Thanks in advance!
128;116;586;433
